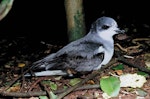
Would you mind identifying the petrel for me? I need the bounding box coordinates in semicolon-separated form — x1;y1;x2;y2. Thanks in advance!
25;16;125;76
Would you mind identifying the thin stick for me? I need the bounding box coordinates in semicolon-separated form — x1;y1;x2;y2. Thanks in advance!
0;65;33;93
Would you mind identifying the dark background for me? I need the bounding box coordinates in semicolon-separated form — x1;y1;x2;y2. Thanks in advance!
0;0;150;45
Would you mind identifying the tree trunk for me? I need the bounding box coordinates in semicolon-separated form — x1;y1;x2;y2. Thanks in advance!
65;0;86;42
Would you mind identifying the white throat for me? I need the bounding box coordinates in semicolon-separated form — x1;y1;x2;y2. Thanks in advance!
93;29;116;70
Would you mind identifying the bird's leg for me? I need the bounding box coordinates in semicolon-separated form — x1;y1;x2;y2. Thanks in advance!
66;68;78;77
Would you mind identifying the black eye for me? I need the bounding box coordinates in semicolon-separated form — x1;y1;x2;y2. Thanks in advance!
102;25;109;29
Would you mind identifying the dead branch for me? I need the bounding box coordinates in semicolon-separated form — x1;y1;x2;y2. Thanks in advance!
0;84;100;97
115;51;150;74
115;38;150;55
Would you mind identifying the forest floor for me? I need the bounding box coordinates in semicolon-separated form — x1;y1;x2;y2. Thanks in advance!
0;31;150;99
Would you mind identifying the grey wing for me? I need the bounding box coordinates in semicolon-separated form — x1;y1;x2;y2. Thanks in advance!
64;53;104;71
51;41;104;72
32;39;104;72
56;38;103;59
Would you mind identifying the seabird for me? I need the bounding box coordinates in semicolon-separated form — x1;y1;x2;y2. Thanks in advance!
25;16;125;76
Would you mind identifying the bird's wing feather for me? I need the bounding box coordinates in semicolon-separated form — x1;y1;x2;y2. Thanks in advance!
56;38;103;58
32;38;104;71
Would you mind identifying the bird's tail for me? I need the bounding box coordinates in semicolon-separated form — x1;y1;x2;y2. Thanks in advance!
31;53;56;70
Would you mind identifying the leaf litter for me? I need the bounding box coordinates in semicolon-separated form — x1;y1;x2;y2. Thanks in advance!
0;34;150;99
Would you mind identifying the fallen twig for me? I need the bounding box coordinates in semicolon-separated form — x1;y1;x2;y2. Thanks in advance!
0;65;33;93
1;91;47;97
115;51;150;74
115;38;150;55
0;84;100;97
28;77;45;92
19;67;25;92
40;81;51;99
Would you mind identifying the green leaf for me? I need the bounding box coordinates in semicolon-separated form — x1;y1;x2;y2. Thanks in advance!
41;80;57;90
50;83;57;90
136;88;148;97
49;91;58;99
137;71;149;78
41;80;51;85
112;64;124;70
63;85;68;89
39;92;58;99
69;78;81;86
100;76;120;97
39;96;48;99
